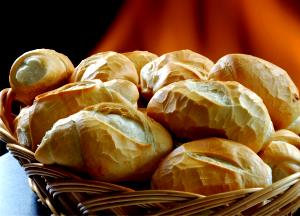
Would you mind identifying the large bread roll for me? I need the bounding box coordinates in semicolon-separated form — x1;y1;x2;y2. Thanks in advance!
147;80;274;152
259;140;300;182
9;49;74;105
15;79;139;151
208;54;300;133
35;102;173;182
140;49;214;100
70;51;139;85
152;138;272;195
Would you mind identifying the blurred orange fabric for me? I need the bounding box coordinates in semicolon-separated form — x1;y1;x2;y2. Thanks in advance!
92;0;300;88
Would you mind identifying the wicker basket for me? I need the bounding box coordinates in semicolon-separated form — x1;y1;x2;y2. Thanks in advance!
1;89;300;216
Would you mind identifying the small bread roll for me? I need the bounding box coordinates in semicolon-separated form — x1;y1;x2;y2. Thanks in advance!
147;80;274;152
9;49;74;105
35;102;173;182
209;54;300;133
259;141;300;182
122;50;158;78
15;79;138;151
152;138;272;195
70;51;139;85
140;49;214;100
270;129;300;149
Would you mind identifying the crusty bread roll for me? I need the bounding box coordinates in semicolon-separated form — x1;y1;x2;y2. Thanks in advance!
101;79;140;108
147;79;274;152
9;49;74;105
152;138;272;195
15;79;139;151
35;102;173;182
70;51;139;85
259;140;300;182
140;49;214;100
208;54;300;133
122;50;158;78
13;106;32;149
286;117;300;136
270;129;300;149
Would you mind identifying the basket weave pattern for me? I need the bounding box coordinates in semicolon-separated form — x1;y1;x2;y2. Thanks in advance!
1;89;300;216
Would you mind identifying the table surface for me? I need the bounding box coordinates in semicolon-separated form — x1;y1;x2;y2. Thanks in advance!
0;152;52;216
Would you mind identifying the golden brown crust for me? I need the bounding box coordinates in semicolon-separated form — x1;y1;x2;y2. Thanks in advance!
152;138;272;195
17;79;139;151
147;79;275;152
259;140;300;182
122;50;158;78
13;106;33;150
209;54;300;132
140;49;214;100
35;102;173;182
70;51;139;85
270;129;300;149
103;79;140;108
9;49;74;105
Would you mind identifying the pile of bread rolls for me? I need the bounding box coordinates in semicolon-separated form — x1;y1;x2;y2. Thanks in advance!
2;48;300;196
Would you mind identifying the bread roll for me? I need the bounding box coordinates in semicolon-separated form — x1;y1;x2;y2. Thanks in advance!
209;54;300;133
152;138;272;195
35;102;173;182
122;51;158;78
140;49;214;100
147;80;274;152
259;141;300;182
13;106;32;149
9;49;74;105
15;79;138;151
103;79;140;108
270;129;300;149
286;116;300;135
70;51;139;85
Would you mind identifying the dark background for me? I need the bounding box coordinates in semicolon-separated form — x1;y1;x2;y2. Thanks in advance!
0;0;124;90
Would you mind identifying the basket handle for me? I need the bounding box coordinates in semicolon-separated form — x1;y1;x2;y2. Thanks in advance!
0;88;16;134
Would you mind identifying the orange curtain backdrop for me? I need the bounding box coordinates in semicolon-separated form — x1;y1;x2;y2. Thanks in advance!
92;0;300;88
